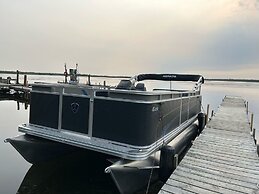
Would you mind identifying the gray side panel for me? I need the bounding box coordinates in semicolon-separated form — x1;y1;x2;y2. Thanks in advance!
93;98;188;146
160;99;181;136
181;98;189;123
92;99;160;146
61;96;90;134
189;96;201;118
29;92;59;129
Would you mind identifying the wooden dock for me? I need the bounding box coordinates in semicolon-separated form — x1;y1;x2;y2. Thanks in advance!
0;82;31;102
159;96;259;194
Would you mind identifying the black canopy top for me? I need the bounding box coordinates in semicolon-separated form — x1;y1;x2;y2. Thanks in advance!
136;74;204;83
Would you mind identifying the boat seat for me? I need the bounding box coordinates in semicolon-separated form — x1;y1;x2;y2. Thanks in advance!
116;80;135;90
135;83;146;91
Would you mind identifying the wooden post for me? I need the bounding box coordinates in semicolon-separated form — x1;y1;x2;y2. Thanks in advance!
25;102;28;110
7;77;11;84
87;74;91;85
250;113;254;131
246;101;249;115
23;75;27;87
206;104;210;124
211;110;214;118
16;70;19;84
104;81;106;86
174;154;179;169
64;63;68;83
17;101;20;110
252;128;256;144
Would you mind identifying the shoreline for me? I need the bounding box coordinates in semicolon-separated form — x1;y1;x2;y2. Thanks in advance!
0;70;259;83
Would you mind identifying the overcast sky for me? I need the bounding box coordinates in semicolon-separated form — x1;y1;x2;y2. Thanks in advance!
0;0;258;78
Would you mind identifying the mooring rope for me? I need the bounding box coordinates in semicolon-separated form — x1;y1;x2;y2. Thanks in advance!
145;103;163;194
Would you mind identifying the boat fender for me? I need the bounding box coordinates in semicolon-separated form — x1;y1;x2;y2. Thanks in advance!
159;145;175;182
198;112;206;135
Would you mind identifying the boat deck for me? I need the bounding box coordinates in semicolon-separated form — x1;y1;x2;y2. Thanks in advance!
159;96;259;194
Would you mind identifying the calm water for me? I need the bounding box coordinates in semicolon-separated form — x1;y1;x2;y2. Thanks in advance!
202;81;259;137
0;81;258;194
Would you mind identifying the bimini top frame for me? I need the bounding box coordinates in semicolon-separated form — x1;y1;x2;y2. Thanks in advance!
126;74;204;91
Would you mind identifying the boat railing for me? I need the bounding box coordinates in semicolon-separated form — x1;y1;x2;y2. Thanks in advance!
127;73;204;92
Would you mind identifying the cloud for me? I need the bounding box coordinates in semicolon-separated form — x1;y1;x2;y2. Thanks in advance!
238;0;259;10
196;22;259;70
0;0;258;78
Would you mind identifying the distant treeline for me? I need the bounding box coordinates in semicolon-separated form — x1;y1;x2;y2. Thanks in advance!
205;78;259;83
0;70;130;79
0;70;259;82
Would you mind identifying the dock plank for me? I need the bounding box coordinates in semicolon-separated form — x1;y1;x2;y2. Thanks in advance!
165;179;218;194
173;169;253;193
158;96;259;194
161;184;194;194
192;141;257;154
169;175;243;194
180;162;259;185
187;149;259;167
182;155;259;178
176;165;258;190
180;158;259;183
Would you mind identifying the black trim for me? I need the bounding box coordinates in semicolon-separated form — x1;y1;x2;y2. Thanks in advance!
136;74;204;83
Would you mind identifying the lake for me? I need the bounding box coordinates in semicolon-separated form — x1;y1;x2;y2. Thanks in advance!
0;81;258;194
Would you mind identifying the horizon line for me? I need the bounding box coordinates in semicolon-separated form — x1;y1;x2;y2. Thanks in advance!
0;70;259;82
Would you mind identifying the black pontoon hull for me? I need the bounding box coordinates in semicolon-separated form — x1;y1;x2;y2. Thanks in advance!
5;135;76;164
7;124;199;194
105;124;199;194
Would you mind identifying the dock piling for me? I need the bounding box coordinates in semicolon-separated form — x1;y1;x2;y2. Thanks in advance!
246;101;249;114
16;70;19;84
206;104;210;124
250;113;254;131
173;154;179;169
87;74;91;85
211;110;214;118
23;75;27;87
25;102;28;110
17;101;20;110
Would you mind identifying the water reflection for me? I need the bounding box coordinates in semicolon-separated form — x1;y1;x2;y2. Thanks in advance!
16;149;163;194
0;100;30;194
202;81;259;133
0;93;29;110
17;150;118;194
